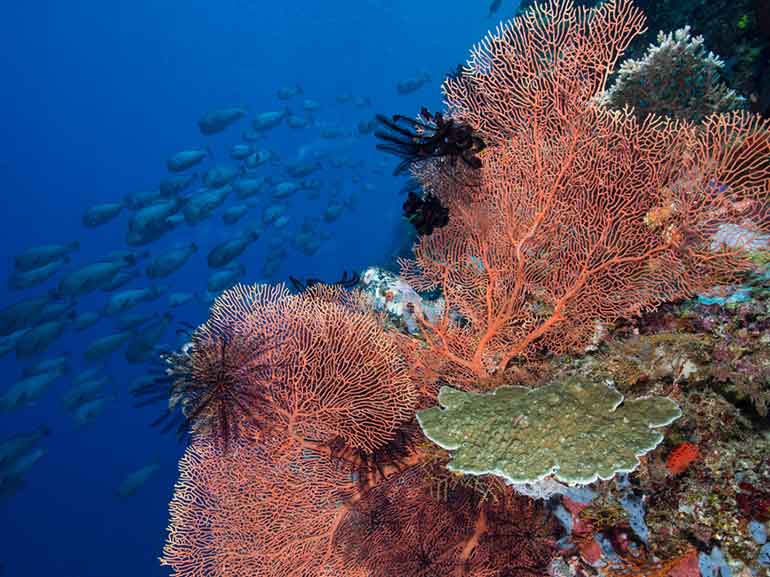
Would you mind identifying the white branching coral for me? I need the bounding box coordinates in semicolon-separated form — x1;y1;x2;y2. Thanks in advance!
603;26;745;122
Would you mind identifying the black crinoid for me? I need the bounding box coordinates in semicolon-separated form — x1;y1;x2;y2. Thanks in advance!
288;270;360;293
374;107;486;175
133;322;279;452
325;419;423;493
402;189;449;236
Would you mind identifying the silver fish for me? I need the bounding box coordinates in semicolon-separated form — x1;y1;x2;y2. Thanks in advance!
56;257;133;296
229;144;252;160
251;109;287;131
235;176;268;199
207;263;246;293
83;202;124;227
167;149;207;172
73;311;101;331
222;204;249;225
0;295;52;336
276;84;303;100
103;286;163;316
167;292;197;308
23;355;69;377
0;426;48;470
0;328;29;357
198;107;247;135
15;321;67;359
8;257;69;290
183;186;230;224
116;461;161;498
72;395;112;427
84;332;132;360
62;375;109;409
125;313;173;364
1;369;64;410
207;231;259;268
146;242;197;278
14;241;79;272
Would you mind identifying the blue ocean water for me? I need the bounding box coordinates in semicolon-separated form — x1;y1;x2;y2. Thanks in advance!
0;1;517;575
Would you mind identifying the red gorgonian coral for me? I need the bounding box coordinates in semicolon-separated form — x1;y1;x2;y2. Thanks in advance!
400;0;770;389
192;283;417;452
161;283;421;576
162;427;367;577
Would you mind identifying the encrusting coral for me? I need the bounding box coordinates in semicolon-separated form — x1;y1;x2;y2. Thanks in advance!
416;377;681;485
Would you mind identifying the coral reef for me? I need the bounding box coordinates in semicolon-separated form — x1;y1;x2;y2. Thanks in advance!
630;0;770;116
517;0;770;116
402;0;770;392
603;26;746;121
540;268;770;573
157;0;770;576
334;463;561;577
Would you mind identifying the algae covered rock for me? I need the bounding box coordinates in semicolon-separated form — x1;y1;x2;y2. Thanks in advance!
416;377;682;485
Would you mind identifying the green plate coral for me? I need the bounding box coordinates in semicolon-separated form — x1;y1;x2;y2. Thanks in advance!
416;378;682;485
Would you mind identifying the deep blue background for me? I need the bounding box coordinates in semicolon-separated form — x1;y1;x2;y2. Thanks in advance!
0;1;518;575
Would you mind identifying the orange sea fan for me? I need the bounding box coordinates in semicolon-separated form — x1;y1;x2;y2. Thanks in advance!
161;428;367;577
203;283;417;452
333;461;560;577
399;0;770;389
